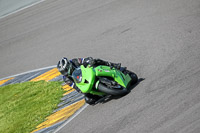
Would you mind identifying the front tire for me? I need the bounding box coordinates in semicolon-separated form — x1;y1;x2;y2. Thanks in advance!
98;83;129;96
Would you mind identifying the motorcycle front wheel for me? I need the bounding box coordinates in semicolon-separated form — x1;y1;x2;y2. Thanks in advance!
98;83;129;96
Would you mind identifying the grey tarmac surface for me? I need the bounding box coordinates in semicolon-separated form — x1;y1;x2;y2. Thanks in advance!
0;0;200;133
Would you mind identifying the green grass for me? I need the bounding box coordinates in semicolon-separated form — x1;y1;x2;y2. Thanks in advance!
0;80;64;133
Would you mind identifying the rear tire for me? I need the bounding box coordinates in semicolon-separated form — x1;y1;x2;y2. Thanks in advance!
129;72;138;85
98;83;129;96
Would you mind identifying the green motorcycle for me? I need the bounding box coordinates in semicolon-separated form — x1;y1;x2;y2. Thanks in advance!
71;65;138;105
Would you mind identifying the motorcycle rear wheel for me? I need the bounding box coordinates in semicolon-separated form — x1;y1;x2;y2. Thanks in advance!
129;72;138;85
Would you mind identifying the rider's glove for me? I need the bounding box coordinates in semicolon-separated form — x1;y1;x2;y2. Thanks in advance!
63;76;73;85
89;59;95;67
83;57;95;67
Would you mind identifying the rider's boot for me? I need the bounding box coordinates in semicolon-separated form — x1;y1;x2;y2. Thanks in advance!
120;67;127;73
109;63;121;69
85;96;96;105
94;59;121;69
84;93;101;105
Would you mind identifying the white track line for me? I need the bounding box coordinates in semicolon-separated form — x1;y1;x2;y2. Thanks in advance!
21;71;41;82
0;65;56;81
53;104;89;133
0;0;47;19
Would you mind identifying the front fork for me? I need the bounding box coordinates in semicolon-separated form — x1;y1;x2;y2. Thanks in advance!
88;80;105;96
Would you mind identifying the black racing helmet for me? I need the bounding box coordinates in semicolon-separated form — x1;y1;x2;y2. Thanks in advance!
57;57;70;76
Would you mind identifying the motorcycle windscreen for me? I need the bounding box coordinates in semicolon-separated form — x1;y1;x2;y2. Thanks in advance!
72;68;82;83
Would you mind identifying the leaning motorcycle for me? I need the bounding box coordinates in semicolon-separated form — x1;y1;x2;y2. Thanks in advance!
71;65;138;105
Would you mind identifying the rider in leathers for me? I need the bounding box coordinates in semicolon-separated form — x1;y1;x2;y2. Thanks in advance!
57;57;121;104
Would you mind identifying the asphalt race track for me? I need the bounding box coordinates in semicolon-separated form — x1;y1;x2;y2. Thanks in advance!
0;0;200;133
